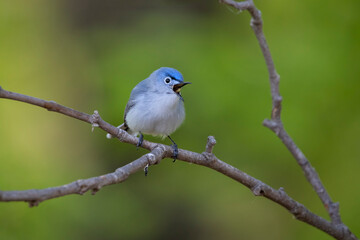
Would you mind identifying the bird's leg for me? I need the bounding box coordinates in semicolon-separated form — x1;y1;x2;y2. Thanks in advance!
137;132;144;149
167;135;178;162
144;164;149;176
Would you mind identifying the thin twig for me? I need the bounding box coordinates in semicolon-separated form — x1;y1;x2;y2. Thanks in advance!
220;0;341;223
205;136;217;153
0;87;356;239
219;0;356;239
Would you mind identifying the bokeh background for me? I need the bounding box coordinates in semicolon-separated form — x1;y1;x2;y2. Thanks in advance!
0;0;359;239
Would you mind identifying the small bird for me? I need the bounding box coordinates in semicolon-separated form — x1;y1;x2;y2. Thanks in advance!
107;67;191;162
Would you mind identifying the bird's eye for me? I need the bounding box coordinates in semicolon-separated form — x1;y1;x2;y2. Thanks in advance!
164;77;171;84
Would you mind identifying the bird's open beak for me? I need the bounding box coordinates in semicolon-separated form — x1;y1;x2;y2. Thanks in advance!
173;82;191;93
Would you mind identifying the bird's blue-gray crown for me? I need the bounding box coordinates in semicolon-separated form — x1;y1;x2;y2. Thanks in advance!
148;67;190;97
151;67;184;83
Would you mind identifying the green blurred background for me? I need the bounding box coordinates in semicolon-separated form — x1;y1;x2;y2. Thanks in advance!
0;0;359;239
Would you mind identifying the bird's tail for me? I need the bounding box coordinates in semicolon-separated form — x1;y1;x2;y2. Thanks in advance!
106;123;127;139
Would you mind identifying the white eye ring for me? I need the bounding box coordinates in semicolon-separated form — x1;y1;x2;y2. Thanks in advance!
164;77;171;84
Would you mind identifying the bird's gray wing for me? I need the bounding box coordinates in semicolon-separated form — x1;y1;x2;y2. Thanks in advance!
123;79;149;129
123;100;136;131
106;79;148;139
124;79;149;128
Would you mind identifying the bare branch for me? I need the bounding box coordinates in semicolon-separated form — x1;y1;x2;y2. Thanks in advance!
0;86;357;239
0;147;164;206
220;0;343;226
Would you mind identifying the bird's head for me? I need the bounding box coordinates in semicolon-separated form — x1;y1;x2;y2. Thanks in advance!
151;67;191;97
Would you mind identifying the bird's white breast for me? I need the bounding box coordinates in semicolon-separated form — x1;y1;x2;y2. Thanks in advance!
125;92;185;137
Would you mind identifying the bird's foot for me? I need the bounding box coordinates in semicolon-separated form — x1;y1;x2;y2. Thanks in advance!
136;133;144;149
167;135;178;162
171;143;178;162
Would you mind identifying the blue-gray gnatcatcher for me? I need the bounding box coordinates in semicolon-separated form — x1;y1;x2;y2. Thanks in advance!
107;67;191;161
